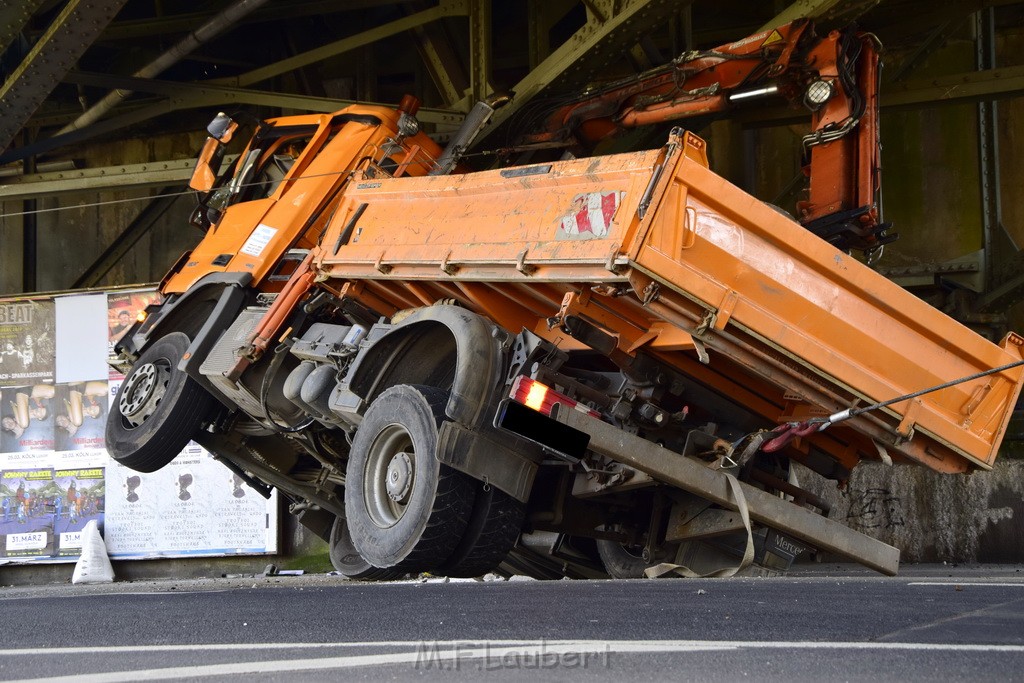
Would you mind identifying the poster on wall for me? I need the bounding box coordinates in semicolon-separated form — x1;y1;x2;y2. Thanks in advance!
0;289;278;565
104;442;277;559
53;381;108;454
0;384;55;454
52;467;105;557
107;291;162;379
0;468;56;559
0;299;56;386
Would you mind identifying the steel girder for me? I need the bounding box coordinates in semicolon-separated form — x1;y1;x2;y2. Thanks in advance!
210;0;470;89
0;0;46;56
0;156;241;202
0;72;463;166
758;0;882;32
883;64;1024;109
476;0;694;146
0;0;129;152
411;18;468;106
98;0;415;41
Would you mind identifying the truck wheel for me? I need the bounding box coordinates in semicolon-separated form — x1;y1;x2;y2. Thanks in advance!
596;540;649;579
437;484;525;578
106;332;215;473
345;385;476;572
328;515;406;581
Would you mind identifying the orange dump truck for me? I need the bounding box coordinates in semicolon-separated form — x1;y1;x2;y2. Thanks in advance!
107;101;1024;579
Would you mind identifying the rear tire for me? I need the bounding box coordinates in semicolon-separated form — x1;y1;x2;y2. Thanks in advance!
106;332;215;473
437;483;525;578
596;539;649;579
345;385;476;572
328;515;406;581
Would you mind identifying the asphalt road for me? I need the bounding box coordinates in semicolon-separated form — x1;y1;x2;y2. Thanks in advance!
0;565;1022;681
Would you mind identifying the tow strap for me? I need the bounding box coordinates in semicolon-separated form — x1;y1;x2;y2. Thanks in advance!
643;472;754;579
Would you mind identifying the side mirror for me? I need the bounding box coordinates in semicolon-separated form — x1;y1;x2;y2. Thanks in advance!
207;112;238;143
191;112;240;191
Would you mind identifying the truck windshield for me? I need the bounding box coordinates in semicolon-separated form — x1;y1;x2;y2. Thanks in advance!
200;125;317;225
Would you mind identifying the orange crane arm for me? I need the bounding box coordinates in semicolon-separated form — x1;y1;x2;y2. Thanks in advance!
517;19;890;253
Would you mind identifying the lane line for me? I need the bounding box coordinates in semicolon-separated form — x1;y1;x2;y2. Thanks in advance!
5;638;1024;683
4;644;725;683
3;639;1024;658
0;641;540;656
908;582;1024;587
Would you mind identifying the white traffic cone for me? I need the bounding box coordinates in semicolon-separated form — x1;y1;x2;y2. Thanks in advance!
71;519;114;584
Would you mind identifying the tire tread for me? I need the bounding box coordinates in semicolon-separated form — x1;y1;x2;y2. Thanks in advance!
106;333;215;473
345;384;476;573
439;485;525;578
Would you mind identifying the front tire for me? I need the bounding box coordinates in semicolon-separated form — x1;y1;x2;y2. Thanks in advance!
106;332;215;473
345;385;476;572
328;515;406;581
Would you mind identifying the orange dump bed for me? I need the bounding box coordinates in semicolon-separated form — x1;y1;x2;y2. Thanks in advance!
314;130;1024;475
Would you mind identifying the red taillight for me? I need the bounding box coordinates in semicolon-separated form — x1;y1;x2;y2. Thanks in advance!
509;376;600;418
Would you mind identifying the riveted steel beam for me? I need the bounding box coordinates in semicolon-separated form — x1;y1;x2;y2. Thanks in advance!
410;17;468;107
0;0;46;56
758;0;881;32
0;0;129;152
477;0;690;146
98;0;417;41
863;0;1018;41
0;157;239;201
0;72;463;165
468;0;492;104
883;64;1024;109
212;0;469;89
63;71;463;124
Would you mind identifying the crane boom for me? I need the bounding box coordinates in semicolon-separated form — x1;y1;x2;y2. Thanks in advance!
516;19;891;252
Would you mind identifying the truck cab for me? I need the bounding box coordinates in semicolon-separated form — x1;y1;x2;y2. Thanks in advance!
166;100;443;297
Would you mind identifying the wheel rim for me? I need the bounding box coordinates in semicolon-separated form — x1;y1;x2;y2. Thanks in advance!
118;359;171;428
363;424;416;528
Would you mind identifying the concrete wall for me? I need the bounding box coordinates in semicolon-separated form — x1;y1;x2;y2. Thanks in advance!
0;132;207;295
798;459;1024;564
996;24;1024;298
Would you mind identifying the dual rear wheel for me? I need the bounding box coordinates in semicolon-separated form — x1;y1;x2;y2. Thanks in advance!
335;384;523;578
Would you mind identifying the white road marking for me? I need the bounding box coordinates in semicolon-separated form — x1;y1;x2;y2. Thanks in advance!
3;643;719;683
0;641;525;656
908;582;1024;587
5;639;1024;682
0;590;237;602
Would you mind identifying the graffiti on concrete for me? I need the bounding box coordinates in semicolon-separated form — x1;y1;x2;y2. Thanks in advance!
844;487;906;530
